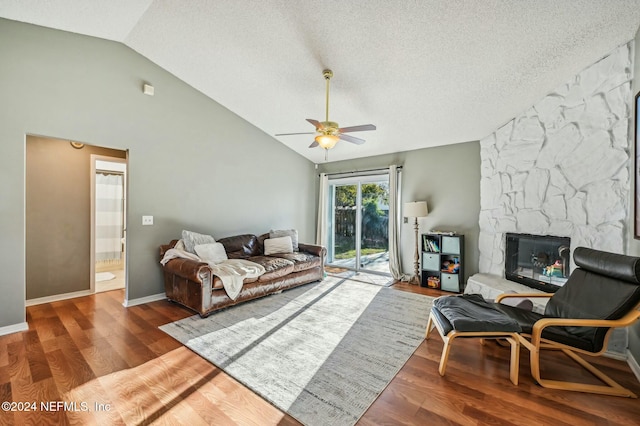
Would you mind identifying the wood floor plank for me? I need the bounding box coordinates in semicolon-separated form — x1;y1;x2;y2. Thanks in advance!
45;348;89;396
154;349;239;425
363;378;427;422
10;377;66;425
190;363;293;426
56;335;97;386
0;377;12;403
146;335;184;357
30;318;58;342
108;333;158;369
7;340;31;381
80;338;130;378
61;318;95;352
64;373;124;426
409;338;605;426
70;309;95;331
0;409;14;426
98;368;166;425
411;406;468;426
0;340;9;368
178;388;237;426
0;286;637;425
135;361;211;426
23;330;53;384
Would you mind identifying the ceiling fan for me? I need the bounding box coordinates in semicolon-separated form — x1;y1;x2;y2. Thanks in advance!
275;69;376;158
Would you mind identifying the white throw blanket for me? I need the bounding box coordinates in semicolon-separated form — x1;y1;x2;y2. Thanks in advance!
160;248;265;300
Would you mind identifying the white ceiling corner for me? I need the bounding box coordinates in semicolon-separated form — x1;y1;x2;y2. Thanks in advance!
1;0;639;164
0;0;154;41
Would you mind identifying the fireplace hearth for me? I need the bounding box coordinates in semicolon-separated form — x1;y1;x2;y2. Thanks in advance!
505;233;571;293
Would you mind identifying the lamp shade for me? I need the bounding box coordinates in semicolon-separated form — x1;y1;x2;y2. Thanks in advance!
404;201;428;218
315;134;339;149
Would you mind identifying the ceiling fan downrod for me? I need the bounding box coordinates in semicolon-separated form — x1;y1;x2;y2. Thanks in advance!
323;69;333;123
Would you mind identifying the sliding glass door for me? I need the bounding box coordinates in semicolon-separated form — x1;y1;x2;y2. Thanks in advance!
327;174;390;275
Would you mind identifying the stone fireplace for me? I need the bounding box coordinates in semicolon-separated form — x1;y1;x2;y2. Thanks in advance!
472;42;633;356
478;42;632;276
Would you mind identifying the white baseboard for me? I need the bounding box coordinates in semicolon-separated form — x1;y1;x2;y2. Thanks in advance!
26;289;93;306
123;292;166;307
628;349;640;383
603;350;628;361
0;322;28;336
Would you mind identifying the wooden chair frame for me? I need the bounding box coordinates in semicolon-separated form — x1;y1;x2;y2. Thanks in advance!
495;293;640;398
426;294;640;397
425;309;521;385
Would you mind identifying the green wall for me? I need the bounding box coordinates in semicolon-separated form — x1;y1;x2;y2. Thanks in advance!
0;19;316;329
318;141;481;284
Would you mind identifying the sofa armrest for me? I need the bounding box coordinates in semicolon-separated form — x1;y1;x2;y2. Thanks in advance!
161;257;215;317
162;258;211;284
298;243;326;258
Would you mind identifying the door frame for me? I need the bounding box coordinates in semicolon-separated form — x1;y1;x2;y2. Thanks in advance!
90;155;127;294
326;173;390;275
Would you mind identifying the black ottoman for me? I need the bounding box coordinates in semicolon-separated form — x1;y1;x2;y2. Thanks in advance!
426;294;522;385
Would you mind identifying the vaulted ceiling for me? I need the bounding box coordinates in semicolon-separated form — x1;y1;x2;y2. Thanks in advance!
1;1;639;163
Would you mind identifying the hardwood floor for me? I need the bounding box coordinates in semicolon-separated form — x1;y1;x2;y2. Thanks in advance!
1;283;639;425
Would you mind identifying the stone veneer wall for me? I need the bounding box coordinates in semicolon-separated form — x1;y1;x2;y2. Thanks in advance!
479;42;634;275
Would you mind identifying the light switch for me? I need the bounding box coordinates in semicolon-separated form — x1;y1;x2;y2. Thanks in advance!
142;215;153;225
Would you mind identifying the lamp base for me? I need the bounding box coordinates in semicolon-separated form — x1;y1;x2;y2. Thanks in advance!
411;217;421;286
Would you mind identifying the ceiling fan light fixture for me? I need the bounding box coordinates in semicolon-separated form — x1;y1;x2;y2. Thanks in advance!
315;134;339;149
275;69;375;155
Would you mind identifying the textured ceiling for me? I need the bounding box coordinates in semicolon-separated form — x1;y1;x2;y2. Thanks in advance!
1;1;639;164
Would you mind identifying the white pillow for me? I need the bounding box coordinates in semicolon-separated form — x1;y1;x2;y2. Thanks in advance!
195;243;228;264
264;236;293;255
182;230;216;254
270;229;298;251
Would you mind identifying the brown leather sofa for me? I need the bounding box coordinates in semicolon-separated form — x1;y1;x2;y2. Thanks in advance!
159;233;326;317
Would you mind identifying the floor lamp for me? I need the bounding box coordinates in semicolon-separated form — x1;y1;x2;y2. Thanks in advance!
404;201;429;285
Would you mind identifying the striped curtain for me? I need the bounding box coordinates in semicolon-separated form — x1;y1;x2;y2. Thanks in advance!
95;173;124;264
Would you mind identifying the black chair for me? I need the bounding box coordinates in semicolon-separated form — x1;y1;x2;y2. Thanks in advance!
426;247;640;397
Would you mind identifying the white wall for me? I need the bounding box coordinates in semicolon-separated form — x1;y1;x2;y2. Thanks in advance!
627;26;640;369
0;19;316;329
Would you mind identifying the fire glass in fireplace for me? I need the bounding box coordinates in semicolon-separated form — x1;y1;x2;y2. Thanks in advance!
505;233;571;293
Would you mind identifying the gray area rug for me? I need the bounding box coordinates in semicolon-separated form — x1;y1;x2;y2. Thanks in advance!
326;270;396;287
160;276;434;426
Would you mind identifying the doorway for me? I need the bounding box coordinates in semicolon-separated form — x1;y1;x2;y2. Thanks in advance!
326;174;390;275
91;156;126;293
25;136;127;305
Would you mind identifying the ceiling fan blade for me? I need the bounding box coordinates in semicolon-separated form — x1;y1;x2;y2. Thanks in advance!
275;132;315;136
339;133;366;145
306;118;324;129
339;124;376;133
309;141;319;148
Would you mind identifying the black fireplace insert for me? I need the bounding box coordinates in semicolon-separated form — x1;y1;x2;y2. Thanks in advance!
505;233;571;293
